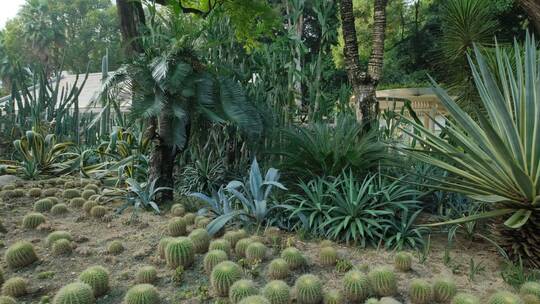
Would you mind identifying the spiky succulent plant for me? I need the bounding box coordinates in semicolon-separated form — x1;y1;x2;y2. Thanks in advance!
246;242;267;263
211;261;242;297
294;274;322;304
319;246;338;266
108;241;124;255
266;258;289;280
409;279;433;304
136;266;158;284
224;230;244;248
124;284;160;304
90;206;107;219
323;290;343;304
230;279;258;303
84;184;100;193
165;237;195;269
0;296;16;304
22;212;46;229
204;249;228;275
281;247;305;270
1;185;14;191
170;204;185;216
487;291;523;304
238;296;270;304
51;203;68;215
69;198;86;208
521;282;540;299
47;231;73;246
168;217;187;237
394;251;413;272
195;217;210;229
368;267;397;297
1;277;27;297
343;270;370;302
183;212;195;225
433;278;457;302
34;198;54;212
451;293;481;304
78;265;109;297
47;196;60;204
52;282;95;304
157;237;174;259
83;201;98;215
28;188;42;197
235;238;252;257
63;189;81;199
81;190;96;200
52;239;73;256
188;228;210;253
209;239;232;255
5;241;38;269
262;280;290;304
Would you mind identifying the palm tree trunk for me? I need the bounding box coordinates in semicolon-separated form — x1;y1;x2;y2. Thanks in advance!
148;112;176;202
116;0;145;55
517;0;540;35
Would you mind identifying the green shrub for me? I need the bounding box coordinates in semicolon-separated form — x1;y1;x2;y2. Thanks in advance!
521;282;540;299
211;261;242;297
183;213;196;225
281;247;304;269
69;198;86;208
90;206;107;219
1;277;27;297
319;247;338;266
0;296;16;304
22;212;46;229
263;280;290;304
204;249;228;275
368;267;397;297
433;278;457;302
168;217;187;237
188;228;210;253
238;296;270;304
81;190;96;200
51;204;68;215
124;284;160;304
409;279;432;304
157;237;174;259
266;258;289;280
108;241;124;255
294;274;322;304
487;291;522;304
230;279;257;303
83;201;98;214
28;188;42;197
165;237;195;269
47;231;72;246
343;270;370;302
170;204;185;216
34;198;54;212
323;290;343;304
451;293;480;304
63;189;81;199
235;238;252;257
394;251;413;272
52;239;73;256
136;266;157;284
209;239;232;256
5;241;38;269
78;265;109;297
246;242;267;263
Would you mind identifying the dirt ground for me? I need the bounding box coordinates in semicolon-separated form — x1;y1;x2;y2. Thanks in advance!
0;179;511;303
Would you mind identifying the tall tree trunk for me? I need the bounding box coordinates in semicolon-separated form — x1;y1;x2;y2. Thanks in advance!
339;0;388;126
116;0;146;55
518;0;540;35
148;110;177;202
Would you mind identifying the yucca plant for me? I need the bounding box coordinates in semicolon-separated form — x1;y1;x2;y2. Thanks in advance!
402;33;540;266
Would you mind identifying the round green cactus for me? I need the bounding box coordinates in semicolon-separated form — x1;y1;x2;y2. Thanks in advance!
1;277;27;297
81;190;96;200
209;239;232;256
246;242;267;263
194;215;208;227
195;217;210;229
1;185;14;191
51;203;68;215
521;282;540;299
136;266;157;284
238;296;270;304
84;184;100;193
83;201;98;214
22;212;46;229
433;278;457;302
165;237;195;269
69;198;86;208
90;206;107;219
262;280;290;304
319;246;338;266
266;258;289;280
394;251;413;272
230;279;258;303
281;247;305;269
409;279;433;304
170;204;185;216
294;274;323;304
28;188;42;197
0;296;16;304
5;241;38;269
0;190;14;201
323;290;343;304
63;189;81;199
235;238;252;257
12;189;24;198
47;231;73;246
168;217;187;237
224;230;244;248
204;249;228;275
34;198;54;212
124;284;160;304
88;194;100;202
52;239;73;256
47;196;60;204
188;228;210;253
108;241;124;255
183;213;196;225
368;266;397;297
343;270;370;302
451;293;481;304
210;261;242;297
157;237;174;259
79;265;109;297
488;291;523;304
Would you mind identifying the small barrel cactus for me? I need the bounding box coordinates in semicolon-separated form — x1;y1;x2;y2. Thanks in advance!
204;249;228;275
124;284;160;304
28;188;42;197
488;291;523;304
84;184;100;193
188;228;210;253
433;278;457;302
521;282;540;299
136;266;158;284
209;239;232;256
224;230;244;248
168;217;187;237
368;266;397;297
238;296;270;304
63;189;81;199
108;241;124;255
52;239;73;256
47;231;73;246
319;246;338;266
47;196;60;205
281;247;305;269
79;265;109;297
81;190;96;200
165;237;195;269
1;277;27;297
34;198;54;212
51;203;68;215
451;293;481;304
183;213;196;225
394;251;413;272
5;241;38;269
170;204;185;216
195;217;210;229
1;185;14;191
266;258;290;280
83;201;98;214
90;206;107;219
323;290;343;304
246;242;267;263
22;212;46;229
343;270;370;302
235;238;252;257
230;279;258;303
211;261;242;297
43;188;58;197
409;279;433;304
262;280;290;304
0;296;16;304
157;237;174;259
70;198;86;208
295;274;323;304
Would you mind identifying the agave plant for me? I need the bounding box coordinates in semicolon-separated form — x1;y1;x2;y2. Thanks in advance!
123;178;172;214
402;33;540;266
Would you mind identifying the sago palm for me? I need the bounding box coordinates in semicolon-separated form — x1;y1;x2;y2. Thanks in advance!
402;33;540;266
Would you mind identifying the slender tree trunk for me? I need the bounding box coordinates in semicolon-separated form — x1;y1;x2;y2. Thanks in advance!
116;0;146;55
518;0;540;35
